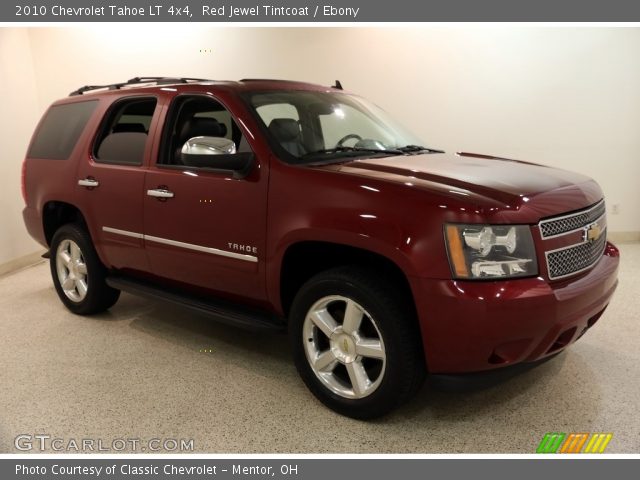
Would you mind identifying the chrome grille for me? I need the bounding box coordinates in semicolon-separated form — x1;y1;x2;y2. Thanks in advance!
546;228;607;280
539;200;606;238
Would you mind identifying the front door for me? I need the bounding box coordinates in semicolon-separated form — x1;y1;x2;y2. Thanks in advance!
142;94;268;302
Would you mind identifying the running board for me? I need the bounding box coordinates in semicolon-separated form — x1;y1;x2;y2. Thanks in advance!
106;275;285;332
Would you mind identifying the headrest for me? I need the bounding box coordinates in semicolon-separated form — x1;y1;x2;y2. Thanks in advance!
179;117;227;142
268;118;300;142
112;123;146;134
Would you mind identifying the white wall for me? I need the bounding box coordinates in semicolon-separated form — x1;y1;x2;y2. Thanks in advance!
2;26;639;267
0;29;42;270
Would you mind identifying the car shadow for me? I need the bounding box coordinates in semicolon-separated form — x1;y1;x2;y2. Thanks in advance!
99;292;603;436
381;350;603;438
113;294;293;375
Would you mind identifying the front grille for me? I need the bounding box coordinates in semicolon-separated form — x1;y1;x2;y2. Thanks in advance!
545;228;607;280
539;200;606;238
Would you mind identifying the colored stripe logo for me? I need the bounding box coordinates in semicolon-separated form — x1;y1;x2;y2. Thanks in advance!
537;433;612;453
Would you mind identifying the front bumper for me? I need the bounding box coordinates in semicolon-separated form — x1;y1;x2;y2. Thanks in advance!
413;242;619;373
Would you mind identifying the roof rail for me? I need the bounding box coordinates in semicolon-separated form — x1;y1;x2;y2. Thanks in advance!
239;78;344;90
69;77;213;96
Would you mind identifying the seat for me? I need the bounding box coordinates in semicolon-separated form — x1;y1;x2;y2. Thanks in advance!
268;118;306;156
179;117;227;141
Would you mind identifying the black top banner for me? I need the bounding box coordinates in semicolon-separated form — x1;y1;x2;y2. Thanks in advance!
4;0;640;22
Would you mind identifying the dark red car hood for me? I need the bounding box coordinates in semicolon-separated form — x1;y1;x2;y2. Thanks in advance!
340;152;591;196
315;152;603;221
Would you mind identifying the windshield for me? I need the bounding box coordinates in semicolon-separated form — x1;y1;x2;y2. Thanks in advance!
248;91;431;163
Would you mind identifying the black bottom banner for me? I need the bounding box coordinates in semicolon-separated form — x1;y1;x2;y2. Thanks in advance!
3;458;638;480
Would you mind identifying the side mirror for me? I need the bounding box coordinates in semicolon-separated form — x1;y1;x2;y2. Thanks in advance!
182;136;237;155
180;136;254;178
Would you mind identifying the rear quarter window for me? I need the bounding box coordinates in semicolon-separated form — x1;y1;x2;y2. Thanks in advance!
28;100;98;160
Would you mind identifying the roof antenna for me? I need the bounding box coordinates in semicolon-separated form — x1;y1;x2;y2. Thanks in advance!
332;80;343;90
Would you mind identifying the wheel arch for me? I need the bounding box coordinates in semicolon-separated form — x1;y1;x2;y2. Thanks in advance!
42;201;87;246
277;238;418;321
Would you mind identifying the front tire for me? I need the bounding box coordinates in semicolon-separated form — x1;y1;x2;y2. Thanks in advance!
50;223;120;315
289;267;425;419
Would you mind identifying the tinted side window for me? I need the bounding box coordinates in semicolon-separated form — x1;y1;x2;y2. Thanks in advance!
28;101;98;160
94;97;157;165
160;95;251;167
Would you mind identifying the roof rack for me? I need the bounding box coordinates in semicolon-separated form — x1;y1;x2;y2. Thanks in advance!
69;77;213;96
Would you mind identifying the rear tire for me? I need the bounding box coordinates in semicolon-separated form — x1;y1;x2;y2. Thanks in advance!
289;266;425;419
50;223;120;315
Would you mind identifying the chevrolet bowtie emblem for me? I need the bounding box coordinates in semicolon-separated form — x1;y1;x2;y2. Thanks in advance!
585;222;602;242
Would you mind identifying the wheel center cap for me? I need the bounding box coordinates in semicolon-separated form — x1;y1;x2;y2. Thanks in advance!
330;333;357;364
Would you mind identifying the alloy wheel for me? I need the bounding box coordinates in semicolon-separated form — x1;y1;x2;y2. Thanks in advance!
302;295;386;399
55;239;89;302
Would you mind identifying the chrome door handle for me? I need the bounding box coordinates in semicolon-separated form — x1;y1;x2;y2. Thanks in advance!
147;188;174;199
78;178;99;188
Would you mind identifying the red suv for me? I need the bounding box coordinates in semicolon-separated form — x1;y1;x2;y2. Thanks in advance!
22;77;619;418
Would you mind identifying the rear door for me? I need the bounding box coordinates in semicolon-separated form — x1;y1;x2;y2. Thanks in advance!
142;93;269;302
76;96;160;273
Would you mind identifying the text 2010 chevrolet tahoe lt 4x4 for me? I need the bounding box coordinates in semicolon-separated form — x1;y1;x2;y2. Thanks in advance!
22;77;619;418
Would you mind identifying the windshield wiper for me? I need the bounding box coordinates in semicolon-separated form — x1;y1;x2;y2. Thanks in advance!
302;146;403;159
300;145;443;163
397;145;445;154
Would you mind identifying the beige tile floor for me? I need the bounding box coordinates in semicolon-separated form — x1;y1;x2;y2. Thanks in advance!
0;244;638;453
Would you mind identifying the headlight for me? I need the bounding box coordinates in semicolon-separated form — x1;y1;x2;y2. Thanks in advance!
444;224;538;279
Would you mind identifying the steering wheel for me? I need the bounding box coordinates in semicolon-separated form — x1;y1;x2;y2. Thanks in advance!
336;134;363;148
